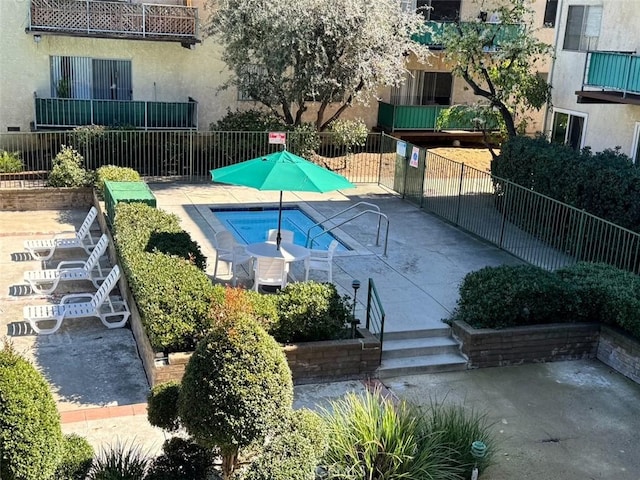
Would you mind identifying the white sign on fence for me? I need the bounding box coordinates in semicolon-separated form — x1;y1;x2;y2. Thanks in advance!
409;146;420;168
396;140;407;157
268;132;287;145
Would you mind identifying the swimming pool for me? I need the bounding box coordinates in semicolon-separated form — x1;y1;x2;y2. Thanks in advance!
211;207;349;252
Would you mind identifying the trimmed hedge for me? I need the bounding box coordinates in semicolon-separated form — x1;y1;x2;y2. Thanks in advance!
0;346;64;480
451;262;640;340
115;202;206;271
95;165;141;199
494;136;640;232
55;434;94;480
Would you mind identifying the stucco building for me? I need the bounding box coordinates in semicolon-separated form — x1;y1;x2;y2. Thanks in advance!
546;0;640;161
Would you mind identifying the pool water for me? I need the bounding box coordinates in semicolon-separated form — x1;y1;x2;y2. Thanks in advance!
211;207;349;252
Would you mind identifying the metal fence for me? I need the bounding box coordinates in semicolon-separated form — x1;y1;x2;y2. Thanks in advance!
0;130;384;187
379;133;640;274
3;128;640;274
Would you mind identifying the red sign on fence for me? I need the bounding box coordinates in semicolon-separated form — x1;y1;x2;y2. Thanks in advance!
268;132;287;145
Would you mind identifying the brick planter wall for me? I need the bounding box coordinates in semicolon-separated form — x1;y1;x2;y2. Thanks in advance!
0;187;93;210
597;326;640;384
451;320;600;368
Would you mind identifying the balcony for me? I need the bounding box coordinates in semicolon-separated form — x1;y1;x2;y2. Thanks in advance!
34;97;198;130
377;102;481;132
577;51;640;105
413;21;521;49
27;0;199;45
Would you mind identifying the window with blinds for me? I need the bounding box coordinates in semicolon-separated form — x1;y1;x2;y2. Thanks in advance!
391;71;452;106
50;56;132;100
563;5;602;51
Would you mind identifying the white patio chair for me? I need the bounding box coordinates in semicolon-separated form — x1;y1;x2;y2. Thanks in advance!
253;257;288;292
23;234;110;295
213;231;253;286
23;265;130;335
267;229;294;244
24;206;99;261
304;240;339;283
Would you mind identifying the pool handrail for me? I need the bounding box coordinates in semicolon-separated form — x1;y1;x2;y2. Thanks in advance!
305;202;382;247
306;208;390;257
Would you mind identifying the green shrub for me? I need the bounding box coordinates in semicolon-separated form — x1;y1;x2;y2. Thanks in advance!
125;252;214;352
115;203;206;271
0;344;64;480
0;150;24;173
452;265;575;329
178;318;293;478
556;262;640;337
88;441;148;480
145;438;213;480
329;118;368;155
48;145;94;187
147;382;181;432
321;390;460;479
425;402;495;478
210;108;285;132
287;123;321;159
56;434;95;480
272;281;351;343
244;409;326;480
95;165;141;199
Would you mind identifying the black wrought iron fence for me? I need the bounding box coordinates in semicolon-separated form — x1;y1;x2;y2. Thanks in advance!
0;130;384;186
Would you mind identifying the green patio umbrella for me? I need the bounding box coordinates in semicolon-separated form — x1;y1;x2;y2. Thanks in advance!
210;150;355;249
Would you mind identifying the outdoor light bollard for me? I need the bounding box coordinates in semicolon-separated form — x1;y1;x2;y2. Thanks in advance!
470;440;487;480
350;279;361;339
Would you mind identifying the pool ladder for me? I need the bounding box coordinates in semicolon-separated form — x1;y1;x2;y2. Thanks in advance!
305;202;390;256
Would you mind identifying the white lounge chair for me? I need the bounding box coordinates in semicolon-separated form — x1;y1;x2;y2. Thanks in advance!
24;206;99;261
212;231;253;286
253;257;288;292
23;265;130;334
304;240;339;283
23;234;110;295
267;229;294;244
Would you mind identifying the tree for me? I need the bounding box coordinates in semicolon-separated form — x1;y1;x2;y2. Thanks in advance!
437;0;553;142
206;0;430;130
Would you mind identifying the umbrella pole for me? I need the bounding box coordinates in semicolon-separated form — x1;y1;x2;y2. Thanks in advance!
276;191;283;250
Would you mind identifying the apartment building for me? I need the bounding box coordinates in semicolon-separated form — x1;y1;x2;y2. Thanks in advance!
0;0;240;132
377;0;555;139
547;0;640;161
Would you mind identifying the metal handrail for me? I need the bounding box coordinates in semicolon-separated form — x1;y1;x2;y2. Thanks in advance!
365;277;385;364
307;209;390;256
306;201;382;247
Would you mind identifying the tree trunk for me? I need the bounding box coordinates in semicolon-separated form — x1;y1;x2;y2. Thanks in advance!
221;448;238;479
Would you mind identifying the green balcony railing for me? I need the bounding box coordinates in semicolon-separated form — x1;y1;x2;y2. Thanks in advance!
34;97;198;130
413;21;521;48
377;102;481;131
584;51;640;96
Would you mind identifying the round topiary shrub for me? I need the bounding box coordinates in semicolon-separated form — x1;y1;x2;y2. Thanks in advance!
48;145;94;187
147;381;181;432
145;438;214;480
55;434;94;480
0;345;64;480
178;317;293;478
271;281;351;343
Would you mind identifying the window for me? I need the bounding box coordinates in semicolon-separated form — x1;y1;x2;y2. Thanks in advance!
563;5;602;51
401;0;460;21
237;64;266;101
543;0;558;27
631;123;640;164
391;71;452;106
551;110;587;150
50;56;132;100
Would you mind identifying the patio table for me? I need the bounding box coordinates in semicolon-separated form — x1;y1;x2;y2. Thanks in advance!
245;241;310;281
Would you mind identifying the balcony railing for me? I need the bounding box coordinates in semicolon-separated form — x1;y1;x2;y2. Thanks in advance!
28;0;198;44
34;97;198;130
377;102;482;131
582;51;640;98
413;20;521;48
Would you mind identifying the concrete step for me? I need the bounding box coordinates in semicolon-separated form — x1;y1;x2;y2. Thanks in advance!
382;336;461;359
384;327;452;341
377;353;468;379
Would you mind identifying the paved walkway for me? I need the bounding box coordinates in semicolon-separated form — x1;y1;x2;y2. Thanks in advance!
1;184;639;477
